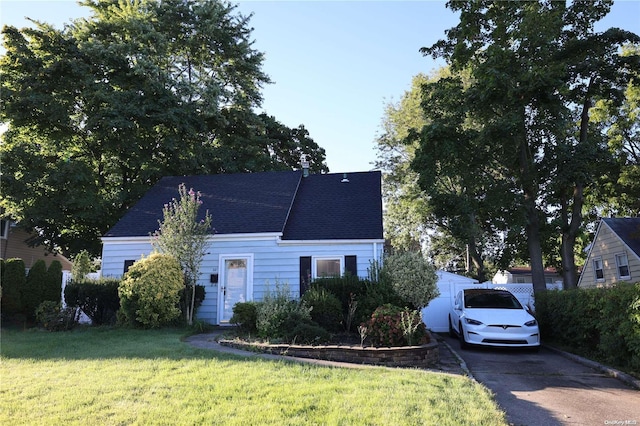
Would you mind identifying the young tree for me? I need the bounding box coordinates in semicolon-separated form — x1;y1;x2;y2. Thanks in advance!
152;184;212;325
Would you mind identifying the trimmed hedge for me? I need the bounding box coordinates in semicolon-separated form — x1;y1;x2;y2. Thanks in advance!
535;283;640;371
1;258;25;317
64;278;121;325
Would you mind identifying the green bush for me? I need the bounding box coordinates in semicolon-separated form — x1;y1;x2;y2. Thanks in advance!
308;274;405;332
381;251;439;310
287;322;331;345
64;278;121;325
256;282;312;340
310;275;364;309
364;304;429;347
23;260;47;320
355;278;405;328
35;301;77;331
301;287;343;332
118;253;184;328
1;258;25;317
44;260;63;303
230;301;258;333
536;283;640;371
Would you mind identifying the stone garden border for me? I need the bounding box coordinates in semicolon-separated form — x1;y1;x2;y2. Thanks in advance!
218;331;440;368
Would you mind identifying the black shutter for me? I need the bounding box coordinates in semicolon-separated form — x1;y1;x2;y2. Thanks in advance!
345;255;357;277
300;256;312;296
123;260;135;274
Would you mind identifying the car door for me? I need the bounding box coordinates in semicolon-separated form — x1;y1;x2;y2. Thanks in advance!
450;291;463;333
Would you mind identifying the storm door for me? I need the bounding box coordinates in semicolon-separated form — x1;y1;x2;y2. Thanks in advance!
218;256;252;324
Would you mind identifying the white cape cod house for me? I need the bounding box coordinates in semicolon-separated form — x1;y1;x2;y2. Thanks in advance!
100;170;384;324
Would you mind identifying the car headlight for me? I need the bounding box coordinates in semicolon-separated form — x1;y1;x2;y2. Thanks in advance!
525;319;537;327
464;317;483;325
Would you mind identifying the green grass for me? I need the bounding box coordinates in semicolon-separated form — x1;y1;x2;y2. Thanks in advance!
1;327;507;425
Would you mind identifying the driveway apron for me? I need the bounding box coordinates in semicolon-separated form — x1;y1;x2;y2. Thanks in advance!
442;335;640;426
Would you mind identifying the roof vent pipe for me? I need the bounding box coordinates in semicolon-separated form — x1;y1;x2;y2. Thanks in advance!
341;173;349;183
300;154;310;178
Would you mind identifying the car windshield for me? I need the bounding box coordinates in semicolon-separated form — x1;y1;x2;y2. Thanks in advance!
464;292;523;309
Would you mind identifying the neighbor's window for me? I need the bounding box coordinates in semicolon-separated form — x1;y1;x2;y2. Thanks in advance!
314;257;342;278
0;220;8;239
615;253;630;279
593;257;604;281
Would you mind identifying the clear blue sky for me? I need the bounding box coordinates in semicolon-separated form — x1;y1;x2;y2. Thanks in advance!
2;0;639;173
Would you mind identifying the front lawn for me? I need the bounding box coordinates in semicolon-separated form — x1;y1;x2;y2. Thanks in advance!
1;327;507;425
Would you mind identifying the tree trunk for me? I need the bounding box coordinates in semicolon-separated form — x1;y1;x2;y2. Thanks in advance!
188;282;196;326
518;115;546;294
560;184;583;289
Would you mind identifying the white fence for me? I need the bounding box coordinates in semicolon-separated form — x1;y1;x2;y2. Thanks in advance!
422;280;562;333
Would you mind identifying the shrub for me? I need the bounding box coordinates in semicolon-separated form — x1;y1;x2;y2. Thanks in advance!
355;278;404;327
1;258;25;317
365;304;429;347
256;282;312;340
288;322;331;345
64;278;121;325
536;283;640;371
301;287;343;332
44;260;63;303
23;259;47;320
35;301;77;331
382;251;439;310
230;301;258;333
118;253;184;328
310;275;364;309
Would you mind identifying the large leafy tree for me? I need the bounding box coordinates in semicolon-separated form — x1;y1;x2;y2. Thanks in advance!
589;45;640;217
376;69;516;282
417;0;639;291
0;0;327;257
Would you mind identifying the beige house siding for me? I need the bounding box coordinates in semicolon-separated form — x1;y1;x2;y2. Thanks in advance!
579;223;640;288
0;227;73;270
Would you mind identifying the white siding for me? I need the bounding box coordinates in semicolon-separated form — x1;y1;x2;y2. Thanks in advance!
101;235;383;324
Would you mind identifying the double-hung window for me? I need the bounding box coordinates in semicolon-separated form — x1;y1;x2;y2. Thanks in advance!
314;256;343;278
593;257;604;281
615;253;630;280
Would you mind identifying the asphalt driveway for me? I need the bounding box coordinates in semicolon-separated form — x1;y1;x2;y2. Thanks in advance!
441;335;640;426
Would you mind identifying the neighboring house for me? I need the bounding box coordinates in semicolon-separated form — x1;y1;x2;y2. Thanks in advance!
100;170;384;325
493;267;562;285
0;219;73;271
578;217;640;288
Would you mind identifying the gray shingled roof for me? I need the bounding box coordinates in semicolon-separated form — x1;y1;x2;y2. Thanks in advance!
104;170;383;240
282;171;383;240
603;217;640;258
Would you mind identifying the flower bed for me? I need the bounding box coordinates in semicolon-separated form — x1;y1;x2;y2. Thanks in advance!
218;331;439;368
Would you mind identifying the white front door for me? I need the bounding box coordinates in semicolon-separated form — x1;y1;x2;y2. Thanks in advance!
218;255;253;324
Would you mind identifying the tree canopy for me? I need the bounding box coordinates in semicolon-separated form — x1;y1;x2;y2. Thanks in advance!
412;0;639;291
0;0;328;256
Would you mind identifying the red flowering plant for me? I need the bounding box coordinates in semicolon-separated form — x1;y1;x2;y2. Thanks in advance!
365;304;430;347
